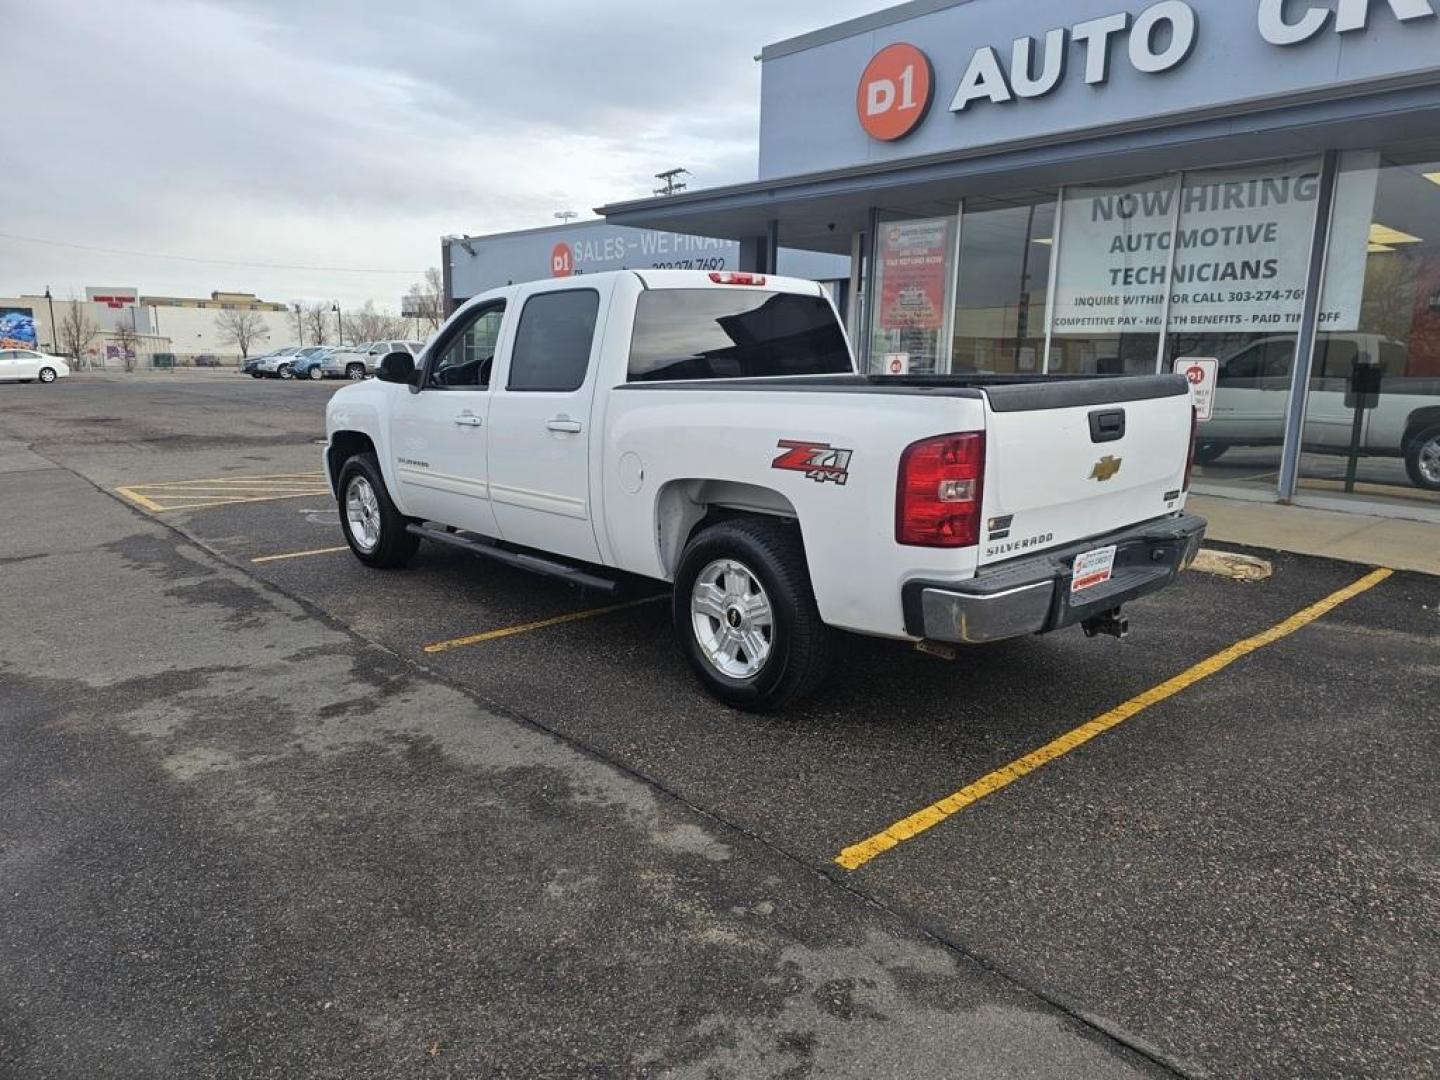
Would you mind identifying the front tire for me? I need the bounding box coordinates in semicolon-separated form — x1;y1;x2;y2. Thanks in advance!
278;364;294;380
38;367;57;384
337;453;419;569
346;363;366;381
673;517;832;712
308;366;323;381
1405;425;1440;491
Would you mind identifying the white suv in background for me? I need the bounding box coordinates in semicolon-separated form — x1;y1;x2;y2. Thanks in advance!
323;340;425;381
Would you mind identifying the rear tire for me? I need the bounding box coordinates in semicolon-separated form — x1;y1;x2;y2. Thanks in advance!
1405;425;1440;491
673;517;832;712
337;453;419;569
1194;441;1228;465
308;366;323;381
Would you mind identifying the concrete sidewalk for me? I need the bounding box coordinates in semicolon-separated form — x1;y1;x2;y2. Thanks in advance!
1191;494;1440;575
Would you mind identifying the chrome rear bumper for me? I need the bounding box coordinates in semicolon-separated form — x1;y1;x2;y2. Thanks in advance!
904;513;1207;645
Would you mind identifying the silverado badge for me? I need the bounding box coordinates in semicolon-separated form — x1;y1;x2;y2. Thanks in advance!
1089;455;1123;483
772;440;853;485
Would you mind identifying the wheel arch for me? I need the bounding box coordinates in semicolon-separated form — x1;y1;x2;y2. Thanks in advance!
326;430;377;495
655;478;802;580
1401;407;1440;453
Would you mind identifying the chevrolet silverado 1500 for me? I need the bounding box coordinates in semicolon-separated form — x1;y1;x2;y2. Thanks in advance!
325;269;1205;710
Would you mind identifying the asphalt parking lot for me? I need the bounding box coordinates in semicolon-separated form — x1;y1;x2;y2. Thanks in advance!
2;372;1437;1079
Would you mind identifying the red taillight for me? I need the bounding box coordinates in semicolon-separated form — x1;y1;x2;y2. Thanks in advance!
1183;406;1198;491
896;432;986;548
708;272;767;286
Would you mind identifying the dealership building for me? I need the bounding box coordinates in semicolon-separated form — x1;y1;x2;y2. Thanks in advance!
595;0;1440;517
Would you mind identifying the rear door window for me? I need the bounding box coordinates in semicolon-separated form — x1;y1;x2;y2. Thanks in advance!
628;289;851;382
507;290;600;392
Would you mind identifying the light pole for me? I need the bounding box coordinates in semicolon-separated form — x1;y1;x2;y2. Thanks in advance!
43;286;57;355
332;302;342;346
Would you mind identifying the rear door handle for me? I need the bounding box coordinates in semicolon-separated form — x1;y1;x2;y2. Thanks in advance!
454;414;483;427
546;418;583;433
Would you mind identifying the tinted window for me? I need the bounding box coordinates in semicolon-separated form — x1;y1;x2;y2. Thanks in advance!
508;290;599;392
429;304;505;388
628;290;851;382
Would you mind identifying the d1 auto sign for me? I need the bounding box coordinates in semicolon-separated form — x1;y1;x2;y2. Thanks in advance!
857;43;933;141
551;242;574;278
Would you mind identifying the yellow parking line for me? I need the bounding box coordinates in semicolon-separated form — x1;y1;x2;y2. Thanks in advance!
251;546;350;564
114;486;167;513
149;492;330;513
423;596;666;654
835;567;1393;872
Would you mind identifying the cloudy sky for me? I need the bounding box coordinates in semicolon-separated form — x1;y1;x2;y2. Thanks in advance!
3;0;888;311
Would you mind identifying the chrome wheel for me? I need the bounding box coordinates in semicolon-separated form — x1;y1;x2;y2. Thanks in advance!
39;367;56;383
345;475;382;553
1419;435;1440;487
347;365;366;381
308;366;323;380
690;558;774;680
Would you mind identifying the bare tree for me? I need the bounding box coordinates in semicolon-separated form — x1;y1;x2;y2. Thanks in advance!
302;302;331;346
404;267;444;332
343;300;409;343
112;312;143;372
215;309;269;359
57;296;99;369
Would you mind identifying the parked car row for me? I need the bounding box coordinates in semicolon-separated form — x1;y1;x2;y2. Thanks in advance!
241;341;426;381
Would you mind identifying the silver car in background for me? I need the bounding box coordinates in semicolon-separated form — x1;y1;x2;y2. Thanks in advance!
323;340;425;381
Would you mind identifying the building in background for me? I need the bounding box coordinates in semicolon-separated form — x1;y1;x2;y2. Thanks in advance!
443;220;851;315
0;288;299;366
601;0;1440;517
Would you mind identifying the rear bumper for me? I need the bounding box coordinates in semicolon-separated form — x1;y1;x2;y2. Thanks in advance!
903;513;1207;645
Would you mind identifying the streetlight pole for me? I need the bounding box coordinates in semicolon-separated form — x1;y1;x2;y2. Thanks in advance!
44;286;57;355
332;303;342;346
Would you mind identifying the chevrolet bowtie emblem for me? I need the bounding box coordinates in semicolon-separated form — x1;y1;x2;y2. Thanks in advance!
1089;456;1123;482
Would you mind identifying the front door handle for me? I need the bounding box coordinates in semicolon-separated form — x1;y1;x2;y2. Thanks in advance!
546;418;583;434
454;414;483;427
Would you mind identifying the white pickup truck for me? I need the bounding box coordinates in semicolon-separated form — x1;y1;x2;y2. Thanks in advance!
324;270;1205;710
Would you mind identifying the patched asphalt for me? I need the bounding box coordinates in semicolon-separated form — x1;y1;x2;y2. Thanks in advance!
2;372;1436;1078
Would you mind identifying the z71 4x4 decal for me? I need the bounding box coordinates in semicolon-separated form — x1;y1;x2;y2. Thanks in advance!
772;440;853;486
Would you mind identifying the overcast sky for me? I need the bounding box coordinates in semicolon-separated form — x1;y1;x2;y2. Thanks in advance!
3;0;888;311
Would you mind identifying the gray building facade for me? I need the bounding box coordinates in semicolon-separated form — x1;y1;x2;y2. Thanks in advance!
601;0;1440;517
444;221;849;307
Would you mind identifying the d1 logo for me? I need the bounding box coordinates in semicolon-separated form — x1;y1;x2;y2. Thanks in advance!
857;43;934;142
551;242;574;278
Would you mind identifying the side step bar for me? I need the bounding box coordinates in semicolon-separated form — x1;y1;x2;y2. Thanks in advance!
405;523;620;594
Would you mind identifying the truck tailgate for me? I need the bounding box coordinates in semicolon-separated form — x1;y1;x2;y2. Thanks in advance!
978;376;1193;567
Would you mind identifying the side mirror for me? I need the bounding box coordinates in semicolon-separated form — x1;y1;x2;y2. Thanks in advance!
375;351;415;385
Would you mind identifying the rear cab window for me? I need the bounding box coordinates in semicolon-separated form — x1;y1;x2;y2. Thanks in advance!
627;289;851;382
507;290;601;392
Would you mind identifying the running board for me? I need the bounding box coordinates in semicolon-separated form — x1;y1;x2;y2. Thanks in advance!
405;523;620;594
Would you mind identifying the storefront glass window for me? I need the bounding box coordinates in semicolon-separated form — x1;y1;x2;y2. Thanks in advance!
1304;148;1440;506
950;197;1055;375
1168;159;1323;490
868;212;957;375
1047;176;1175;375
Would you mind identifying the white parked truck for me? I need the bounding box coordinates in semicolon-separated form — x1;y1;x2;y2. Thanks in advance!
324;270;1205;710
